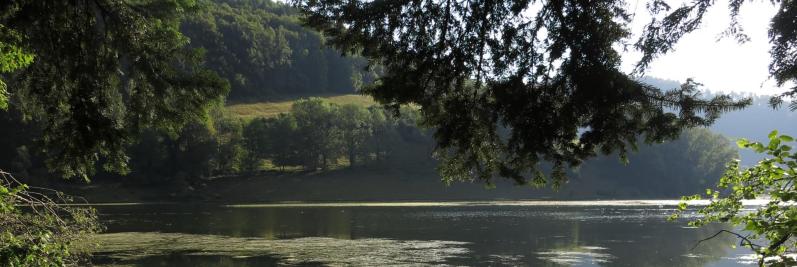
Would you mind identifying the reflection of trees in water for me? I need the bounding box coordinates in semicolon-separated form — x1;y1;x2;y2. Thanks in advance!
535;221;616;266
221;207;352;240
313;208;352;239
511;215;736;266
131;205;355;240
96;252;283;267
686;224;740;265
98;205;742;266
579;221;736;267
91;233;468;266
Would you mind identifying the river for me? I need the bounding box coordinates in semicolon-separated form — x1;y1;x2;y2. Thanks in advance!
90;200;759;266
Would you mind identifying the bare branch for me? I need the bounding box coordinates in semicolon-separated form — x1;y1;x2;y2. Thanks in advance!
692;229;763;251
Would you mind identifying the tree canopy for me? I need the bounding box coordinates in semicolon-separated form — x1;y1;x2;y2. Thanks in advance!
295;0;756;185
0;24;33;111
1;0;229;179
181;0;376;101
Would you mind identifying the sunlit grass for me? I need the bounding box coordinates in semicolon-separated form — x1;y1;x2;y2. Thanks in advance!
251;158;352;173
226;94;377;120
256;159;304;173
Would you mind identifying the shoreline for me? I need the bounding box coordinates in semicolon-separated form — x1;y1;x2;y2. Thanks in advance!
63;199;771;207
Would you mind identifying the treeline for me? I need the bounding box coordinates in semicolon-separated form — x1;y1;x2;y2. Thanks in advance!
182;0;377;101
0;97;738;197
120;98;434;185
120;99;737;198
242;99;428;170
573;128;738;197
0;97;432;185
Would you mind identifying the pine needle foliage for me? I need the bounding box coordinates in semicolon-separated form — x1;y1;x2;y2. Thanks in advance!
294;0;753;186
0;0;229;180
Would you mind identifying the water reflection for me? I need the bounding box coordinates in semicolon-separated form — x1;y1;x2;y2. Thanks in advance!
92;233;469;266
537;246;614;265
93;202;746;266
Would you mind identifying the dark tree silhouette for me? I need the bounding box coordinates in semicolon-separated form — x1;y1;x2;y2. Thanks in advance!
1;0;229;179
295;0;758;185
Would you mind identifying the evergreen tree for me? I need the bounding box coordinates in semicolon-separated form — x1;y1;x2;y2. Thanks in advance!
296;0;756;185
1;0;229;179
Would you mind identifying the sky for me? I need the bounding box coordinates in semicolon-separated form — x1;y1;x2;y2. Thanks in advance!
620;1;787;95
287;0;787;95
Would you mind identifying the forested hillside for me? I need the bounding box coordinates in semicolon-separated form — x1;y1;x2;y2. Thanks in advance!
573;128;737;197
182;0;375;101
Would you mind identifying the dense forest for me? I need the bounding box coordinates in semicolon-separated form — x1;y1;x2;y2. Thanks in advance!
181;0;374;101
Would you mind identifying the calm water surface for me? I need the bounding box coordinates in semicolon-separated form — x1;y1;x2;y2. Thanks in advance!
91;201;758;266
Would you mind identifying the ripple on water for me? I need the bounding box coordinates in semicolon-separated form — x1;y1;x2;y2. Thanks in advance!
729;253;797;265
486;254;526;265
409;209;701;222
90;232;471;266
536;246;615;265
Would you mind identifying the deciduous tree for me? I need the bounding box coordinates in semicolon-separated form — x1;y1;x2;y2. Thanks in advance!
675;131;797;266
292;98;342;169
337;104;371;167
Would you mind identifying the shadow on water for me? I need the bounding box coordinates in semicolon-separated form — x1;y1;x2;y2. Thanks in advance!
91;202;746;266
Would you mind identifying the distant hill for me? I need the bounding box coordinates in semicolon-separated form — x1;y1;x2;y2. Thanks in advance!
226;94;376;120
640;77;797;166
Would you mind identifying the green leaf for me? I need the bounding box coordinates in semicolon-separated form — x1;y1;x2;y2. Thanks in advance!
769;138;782;150
780;135;794;142
769;130;779;140
0;80;7;111
752;143;766;153
736;139;749;148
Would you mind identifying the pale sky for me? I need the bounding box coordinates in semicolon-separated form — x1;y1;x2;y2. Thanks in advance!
289;0;788;95
621;0;788;95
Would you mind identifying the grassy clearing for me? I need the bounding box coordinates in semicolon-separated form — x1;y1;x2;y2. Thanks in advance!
226;94;377;120
254;156;357;173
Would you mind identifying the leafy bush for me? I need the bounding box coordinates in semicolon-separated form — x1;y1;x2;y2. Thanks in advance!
0;171;101;266
675;130;797;266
